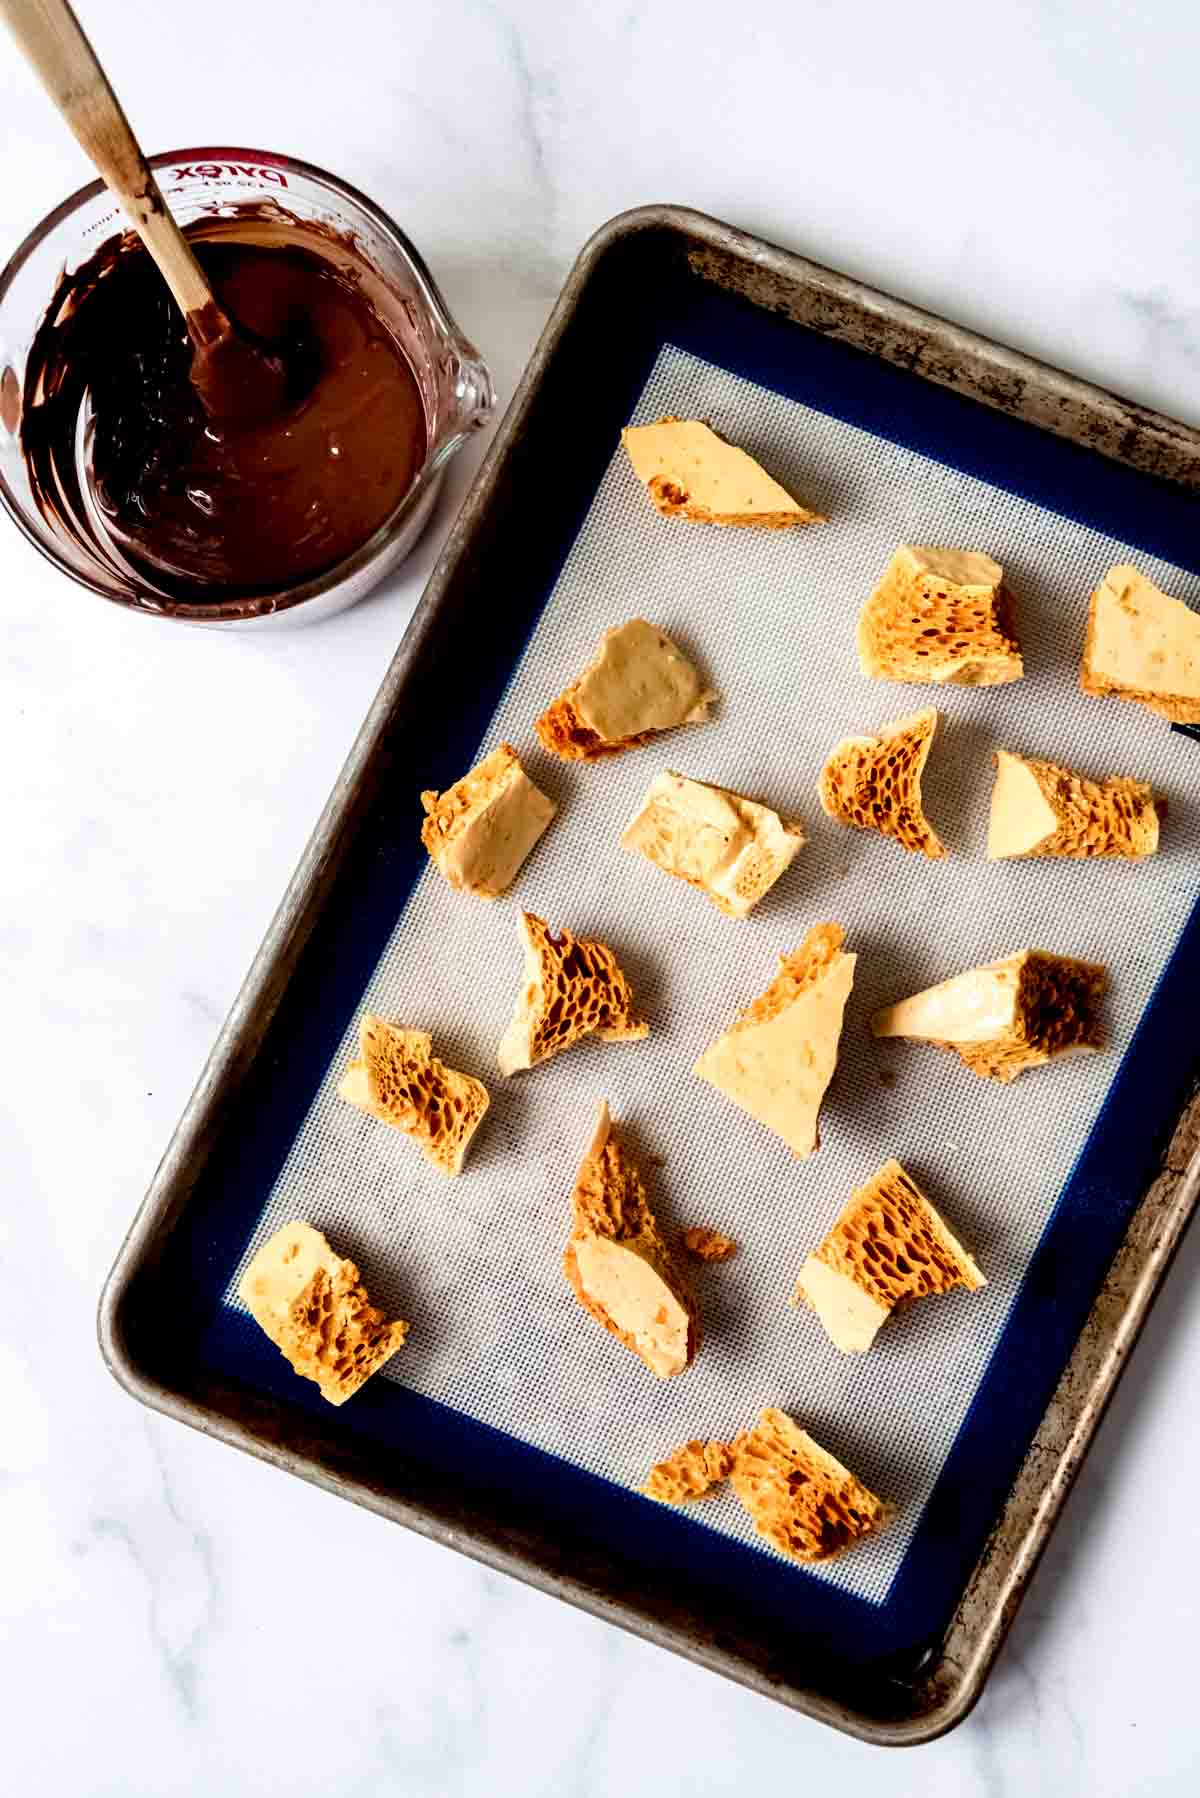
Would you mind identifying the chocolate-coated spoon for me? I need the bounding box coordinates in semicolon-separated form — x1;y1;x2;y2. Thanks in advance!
1;0;289;422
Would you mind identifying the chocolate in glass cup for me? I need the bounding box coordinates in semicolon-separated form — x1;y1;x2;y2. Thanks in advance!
0;148;494;626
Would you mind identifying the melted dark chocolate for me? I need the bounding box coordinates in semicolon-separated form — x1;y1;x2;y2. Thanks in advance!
22;229;426;598
185;299;292;425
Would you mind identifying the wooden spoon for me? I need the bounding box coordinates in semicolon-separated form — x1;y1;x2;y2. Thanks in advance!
1;0;289;421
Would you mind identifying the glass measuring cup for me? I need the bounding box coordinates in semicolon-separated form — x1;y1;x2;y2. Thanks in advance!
0;147;495;626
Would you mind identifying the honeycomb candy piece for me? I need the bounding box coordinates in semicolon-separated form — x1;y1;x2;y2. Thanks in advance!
1080;563;1200;723
420;743;556;898
338;1015;489;1175
818;707;945;858
238;1221;408;1406
497;912;648;1075
620;416;824;528
680;1226;738;1262
563;1102;700;1378
640;1412;889;1563
535;618;714;762
871;949;1106;1083
642;1438;735;1504
621;770;805;917
694;922;856;1157
988;748;1159;860
857;545;1024;687
728;1409;889;1563
793;1160;984;1353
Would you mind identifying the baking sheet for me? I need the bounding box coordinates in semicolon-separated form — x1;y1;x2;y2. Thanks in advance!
222;342;1199;1605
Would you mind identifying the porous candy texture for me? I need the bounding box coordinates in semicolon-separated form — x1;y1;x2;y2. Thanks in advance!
644;1410;889;1564
563;1105;700;1376
993;751;1159;859
240;1223;409;1407
499;912;648;1073
681;1227;738;1262
740;921;846;1027
643;1439;735;1503
344;1016;489;1175
279;1261;409;1405
728;1409;889;1563
960;953;1106;1082
536;692;631;762
808;1160;983;1312
857;547;1023;686
819;709;945;857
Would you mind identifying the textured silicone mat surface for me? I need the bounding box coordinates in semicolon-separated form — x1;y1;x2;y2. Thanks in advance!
226;344;1200;1605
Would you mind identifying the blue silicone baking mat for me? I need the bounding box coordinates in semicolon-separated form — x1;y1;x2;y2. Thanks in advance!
155;265;1199;1670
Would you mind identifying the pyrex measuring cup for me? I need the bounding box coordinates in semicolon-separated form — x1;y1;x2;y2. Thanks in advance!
0;146;495;626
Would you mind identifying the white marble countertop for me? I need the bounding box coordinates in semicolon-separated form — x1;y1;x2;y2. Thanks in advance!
3;2;1200;1791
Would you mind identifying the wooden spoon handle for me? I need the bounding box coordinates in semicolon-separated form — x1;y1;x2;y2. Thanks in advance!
0;0;217;328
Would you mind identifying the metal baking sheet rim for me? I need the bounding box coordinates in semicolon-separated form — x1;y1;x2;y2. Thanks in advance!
97;204;1200;1746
